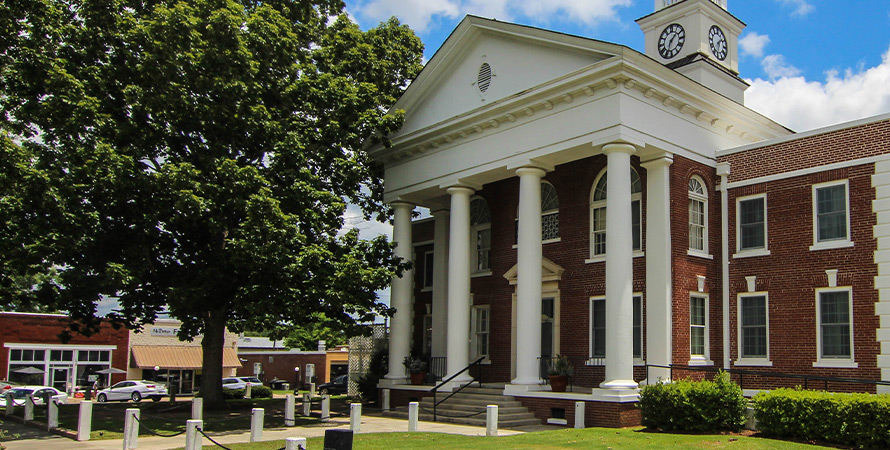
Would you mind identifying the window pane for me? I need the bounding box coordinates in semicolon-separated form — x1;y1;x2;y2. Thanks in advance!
739;198;765;250
817;185;847;241
632;200;641;251
633;296;642;359
820;291;851;358
690;297;706;357
476;228;491;271
593;207;607;255
542;212;559;240
592;300;606;357
689;199;705;251
542;183;559;211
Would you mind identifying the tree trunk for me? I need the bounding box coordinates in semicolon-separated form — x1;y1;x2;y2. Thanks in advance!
200;305;228;409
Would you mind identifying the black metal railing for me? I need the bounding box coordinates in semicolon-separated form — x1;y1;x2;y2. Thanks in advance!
431;356;484;421
426;356;447;384
646;364;890;392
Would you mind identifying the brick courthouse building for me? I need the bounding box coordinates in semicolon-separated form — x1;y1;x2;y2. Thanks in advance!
371;0;890;427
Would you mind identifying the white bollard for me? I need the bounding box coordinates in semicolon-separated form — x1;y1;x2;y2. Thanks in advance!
245;383;252;399
24;395;34;421
302;392;311;416
320;395;330;422
350;403;361;433
408;402;419;432
250;407;264;442
486;404;498;437
4;391;13;417
574;401;585;429
192;397;203;420
185;419;202;450
285;394;296;426
286;436;308;450
382;389;391;412
309;382;316;397
77;401;92;441
47;395;62;430
123;408;140;450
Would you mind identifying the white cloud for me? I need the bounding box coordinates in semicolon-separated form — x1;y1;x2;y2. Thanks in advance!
761;54;801;80
745;45;890;131
514;0;632;25
776;0;814;17
355;0;461;33
739;32;770;58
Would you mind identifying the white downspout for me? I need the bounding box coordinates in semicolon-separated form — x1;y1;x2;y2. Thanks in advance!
717;162;731;370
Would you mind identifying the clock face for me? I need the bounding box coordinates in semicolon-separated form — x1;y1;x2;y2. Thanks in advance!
709;25;727;61
658;24;685;59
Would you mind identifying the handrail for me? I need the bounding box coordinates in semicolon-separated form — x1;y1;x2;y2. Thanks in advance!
431;356;484;421
646;363;890;392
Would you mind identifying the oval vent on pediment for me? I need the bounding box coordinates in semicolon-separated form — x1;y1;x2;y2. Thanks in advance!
477;62;492;93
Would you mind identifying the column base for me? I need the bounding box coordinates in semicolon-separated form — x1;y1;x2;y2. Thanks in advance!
504;383;547;396
378;377;409;387
599;379;639;390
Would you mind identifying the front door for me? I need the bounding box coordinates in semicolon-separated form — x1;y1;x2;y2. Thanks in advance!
50;366;71;393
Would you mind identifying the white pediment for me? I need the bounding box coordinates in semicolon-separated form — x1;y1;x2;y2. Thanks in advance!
393;16;621;137
503;257;565;285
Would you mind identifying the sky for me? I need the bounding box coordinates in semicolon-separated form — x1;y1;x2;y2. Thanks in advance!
345;0;890;133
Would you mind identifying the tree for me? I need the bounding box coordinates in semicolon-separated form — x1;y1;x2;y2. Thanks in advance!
283;313;347;350
0;0;423;407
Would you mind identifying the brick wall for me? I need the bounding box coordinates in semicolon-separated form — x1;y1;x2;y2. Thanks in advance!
236;352;327;388
516;397;641;428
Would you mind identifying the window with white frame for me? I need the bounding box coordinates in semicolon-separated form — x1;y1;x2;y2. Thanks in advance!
688;176;708;254
812;180;851;248
542;182;560;241
817;288;853;362
470;198;491;273
737;194;767;253
738;294;769;361
589;168;642;258
422;314;433;355
422;250;434;290
690;295;709;362
589;295;643;361
470;305;490;360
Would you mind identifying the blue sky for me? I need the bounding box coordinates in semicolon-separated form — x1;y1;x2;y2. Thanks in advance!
345;0;890;132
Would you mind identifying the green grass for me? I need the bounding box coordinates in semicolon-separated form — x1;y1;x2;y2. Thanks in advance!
174;429;820;450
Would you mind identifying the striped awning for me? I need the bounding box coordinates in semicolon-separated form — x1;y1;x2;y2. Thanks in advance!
131;346;242;370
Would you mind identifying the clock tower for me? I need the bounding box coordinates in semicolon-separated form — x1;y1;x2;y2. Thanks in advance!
636;0;748;103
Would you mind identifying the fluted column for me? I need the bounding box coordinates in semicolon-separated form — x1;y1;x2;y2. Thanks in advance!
446;186;474;383
431;208;450;359
512;167;547;385
641;154;673;383
600;143;639;390
385;202;415;382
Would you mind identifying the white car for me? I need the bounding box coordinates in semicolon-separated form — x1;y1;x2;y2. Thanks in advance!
97;380;168;402
0;386;68;407
222;376;262;390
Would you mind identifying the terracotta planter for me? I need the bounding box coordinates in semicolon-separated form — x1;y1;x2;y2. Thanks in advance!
549;375;568;392
410;372;426;385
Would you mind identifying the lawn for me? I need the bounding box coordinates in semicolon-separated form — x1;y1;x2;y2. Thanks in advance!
175;429;821;450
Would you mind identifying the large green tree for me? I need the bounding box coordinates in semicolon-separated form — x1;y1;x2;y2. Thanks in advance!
0;0;422;406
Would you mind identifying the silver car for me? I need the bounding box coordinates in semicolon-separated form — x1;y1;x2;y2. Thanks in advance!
97;380;168;402
0;386;68;406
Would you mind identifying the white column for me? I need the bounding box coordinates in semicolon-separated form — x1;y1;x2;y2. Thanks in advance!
512;167;546;385
641;154;673;383
446;186;475;383
250;408;263;442
600;143;639;390
386;201;415;382
77;401;92;441
431;208;450;359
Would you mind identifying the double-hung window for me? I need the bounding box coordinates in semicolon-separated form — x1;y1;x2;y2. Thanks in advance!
589;168;642;260
737;294;770;365
689;295;710;364
736;194;768;257
811;180;852;250
815;288;856;367
688;176;709;256
470;305;490;360
470;198;491;273
422;251;434;291
589;295;643;363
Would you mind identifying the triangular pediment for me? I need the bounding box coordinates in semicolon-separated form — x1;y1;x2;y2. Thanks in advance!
392;16;622;137
503;257;565;285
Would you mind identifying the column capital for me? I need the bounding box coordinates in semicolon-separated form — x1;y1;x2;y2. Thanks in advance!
390;201;416;210
640;152;674;169
515;166;547;179
446;185;476;196
430;207;450;216
602;142;636;156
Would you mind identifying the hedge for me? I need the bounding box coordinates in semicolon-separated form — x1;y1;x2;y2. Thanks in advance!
753;388;890;449
639;371;747;432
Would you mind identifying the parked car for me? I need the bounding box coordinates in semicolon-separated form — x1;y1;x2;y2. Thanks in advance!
316;374;348;395
96;380;168;403
221;376;263;390
0;381;19;391
0;386;67;406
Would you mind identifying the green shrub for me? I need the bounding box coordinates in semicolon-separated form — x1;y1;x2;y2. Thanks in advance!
640;371;746;432
249;385;272;398
222;387;245;399
753;388;890;449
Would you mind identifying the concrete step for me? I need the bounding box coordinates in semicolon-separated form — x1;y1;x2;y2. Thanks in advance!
383;409;541;428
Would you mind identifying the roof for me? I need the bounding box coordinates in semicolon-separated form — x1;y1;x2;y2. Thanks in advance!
131;346;242;370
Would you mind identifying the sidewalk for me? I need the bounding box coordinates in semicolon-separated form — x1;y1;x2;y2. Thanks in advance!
1;414;527;450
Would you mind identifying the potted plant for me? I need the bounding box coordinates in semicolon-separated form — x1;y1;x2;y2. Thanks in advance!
403;355;428;385
548;355;573;392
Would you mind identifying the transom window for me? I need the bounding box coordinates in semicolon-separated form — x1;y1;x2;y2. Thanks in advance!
590;168;642;257
470;198;491;273
688;176;708;254
541;182;559;241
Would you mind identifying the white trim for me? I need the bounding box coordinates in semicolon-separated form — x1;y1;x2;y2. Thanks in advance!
412;239;435;247
815;287;856;367
725;154;890;190
734;193;768;256
736;292;770;363
4;343;118;351
686;249;714;259
687;357;714;366
733;248;771;259
734;358;773;367
470;305;490;361
811;179;852;250
689;293;710;362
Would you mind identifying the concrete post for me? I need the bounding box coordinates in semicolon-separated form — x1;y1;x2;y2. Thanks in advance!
245;383;252;399
321;395;330;422
47;395;61;430
250;408;264;442
309;383;316;397
4;391;13;417
486;405;498;437
574;401;585;428
192;397;203;420
77;401;92;441
24;395;34;421
382;389;391;412
285;394;296;426
123;408;139;450
185;419;202;450
286;437;308;450
408;402;419;432
350;403;361;433
302;393;311;416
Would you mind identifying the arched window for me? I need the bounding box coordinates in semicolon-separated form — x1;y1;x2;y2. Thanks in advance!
590;168;642;257
688;176;708;254
541;182;559;241
470;197;491;273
